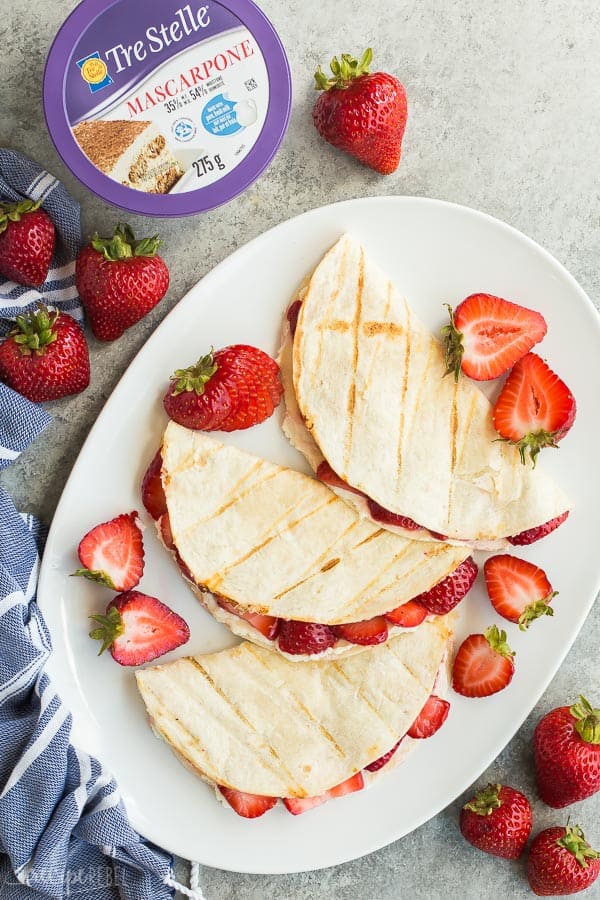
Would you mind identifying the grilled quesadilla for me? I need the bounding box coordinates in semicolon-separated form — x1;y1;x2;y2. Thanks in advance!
147;421;470;659
281;234;571;548
135;616;452;815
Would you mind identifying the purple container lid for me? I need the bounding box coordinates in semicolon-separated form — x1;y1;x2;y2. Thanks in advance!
44;0;291;216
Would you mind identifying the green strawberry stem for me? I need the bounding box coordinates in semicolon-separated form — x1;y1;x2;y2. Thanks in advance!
0;199;41;236
463;783;502;816
72;567;116;590
484;624;515;659
570;695;600;744
518;592;558;631
314;48;373;91
170;349;217;396
441;303;464;382
556;824;600;868
89;606;124;655
9;304;58;356
91;223;162;261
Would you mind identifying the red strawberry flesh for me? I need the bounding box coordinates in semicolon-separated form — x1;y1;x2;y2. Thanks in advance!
89;589;189;666
287;299;303;336
216;595;280;641
367;497;422;530
218;786;277;819
443;294;547;381
364;739;403;772
508;511;569;545
283;772;364;815
492;353;576;466
527;824;600;896
332;616;388;645
316;461;366;497
452;626;515;698
385;600;428;627
484;554;556;630
407;694;450;738
278;620;337;655
141;450;167;520
75;511;144;591
413;557;478;615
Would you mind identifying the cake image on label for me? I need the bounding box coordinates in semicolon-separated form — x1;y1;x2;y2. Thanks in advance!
72;119;184;194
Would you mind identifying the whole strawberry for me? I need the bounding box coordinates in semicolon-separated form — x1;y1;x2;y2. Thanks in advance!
533;696;600;808
527;824;600;896
76;223;169;341
0;304;90;401
163;344;282;431
459;783;532;859
313;48;407;174
0;200;55;287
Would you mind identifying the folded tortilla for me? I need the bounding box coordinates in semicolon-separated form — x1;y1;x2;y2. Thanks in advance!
288;234;571;545
135;616;451;798
160;422;468;659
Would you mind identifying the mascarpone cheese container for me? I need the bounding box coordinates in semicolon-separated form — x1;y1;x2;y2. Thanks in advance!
44;0;291;216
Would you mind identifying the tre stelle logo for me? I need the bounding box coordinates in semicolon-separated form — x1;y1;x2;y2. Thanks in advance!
76;52;113;93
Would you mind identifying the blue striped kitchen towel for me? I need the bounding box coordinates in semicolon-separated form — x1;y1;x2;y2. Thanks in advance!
0;152;204;899
0;149;83;335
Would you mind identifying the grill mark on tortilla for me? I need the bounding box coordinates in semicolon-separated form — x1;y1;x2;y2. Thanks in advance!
447;378;459;524
178;463;277;534
210;493;338;589
343;543;457;617
396;298;411;478
361;320;404;337
310;241;348;397
239;647;347;760
331;655;398;727
187;659;258;732
321;557;341;572
353;527;385;548
165;442;220;477
341;540;415;615
343;248;365;476
319;318;350;333
271;518;363;602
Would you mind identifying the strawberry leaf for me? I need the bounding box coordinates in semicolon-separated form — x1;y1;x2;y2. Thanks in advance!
484;625;515;659
463;783;502;816
556;824;600;868
170;349;217;396
0;199;41;235
72;567;116;590
570;695;600;744
518;593;557;631
441;303;464;382
313;47;373;91
88;606;124;656
91;223;162;261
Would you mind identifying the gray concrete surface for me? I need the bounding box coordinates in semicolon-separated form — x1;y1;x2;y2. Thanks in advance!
1;0;599;897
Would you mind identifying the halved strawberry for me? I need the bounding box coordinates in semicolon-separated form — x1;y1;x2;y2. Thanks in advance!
385;600;428;627
159;512;174;550
413;557;478;615
74;512;144;591
442;294;547;381
218;786;277;819
278;620;337;655
507;511;569;545
141;450;167;520
89;590;189;666
332;616;388;645
364;739;403;772
283;772;364;815
367;497;421;530
407;694;450;738
492;353;576;466
484;554;557;630
216;595;280;641
316;461;365;497
452;626;515;698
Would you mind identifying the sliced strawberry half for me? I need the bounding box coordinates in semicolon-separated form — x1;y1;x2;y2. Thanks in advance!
413;557;478;615
367;497;421;530
89;589;190;666
385;600;428;628
141;450;167;520
332;616;388;646
484;554;557;630
364;740;404;772
452;626;515;698
278;620;337;655
507;511;569;545
442;294;547;381
74;511;144;591
218;786;277;819
283;772;364;815
158;512;174;550
216;595;280;641
407;694;451;738
492;353;576;466
316;461;365;497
